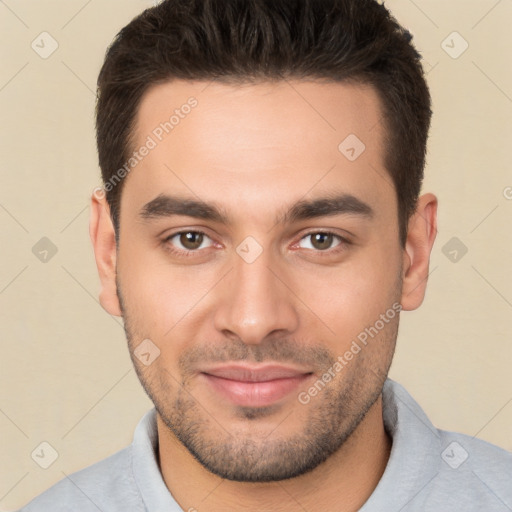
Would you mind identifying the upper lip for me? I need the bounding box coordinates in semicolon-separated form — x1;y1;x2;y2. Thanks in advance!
201;364;313;382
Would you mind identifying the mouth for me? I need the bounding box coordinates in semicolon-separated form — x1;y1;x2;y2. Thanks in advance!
199;364;314;408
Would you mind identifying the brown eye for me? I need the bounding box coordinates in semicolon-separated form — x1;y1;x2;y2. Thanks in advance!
298;232;344;251
179;231;204;250
164;230;213;254
311;233;334;250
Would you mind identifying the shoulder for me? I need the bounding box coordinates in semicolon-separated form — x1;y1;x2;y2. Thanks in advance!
437;427;512;489
381;379;512;510
439;428;512;470
18;446;145;512
415;429;512;511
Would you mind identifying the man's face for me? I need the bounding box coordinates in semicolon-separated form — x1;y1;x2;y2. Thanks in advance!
114;79;405;481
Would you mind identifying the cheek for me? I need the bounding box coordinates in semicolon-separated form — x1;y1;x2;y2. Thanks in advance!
117;240;179;326
297;245;401;344
117;241;220;352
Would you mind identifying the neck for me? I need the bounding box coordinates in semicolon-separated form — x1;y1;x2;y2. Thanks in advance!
157;394;391;512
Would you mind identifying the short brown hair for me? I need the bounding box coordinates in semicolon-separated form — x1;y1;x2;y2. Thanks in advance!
96;0;432;247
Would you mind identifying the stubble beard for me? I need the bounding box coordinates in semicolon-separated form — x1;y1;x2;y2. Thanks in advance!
117;279;399;482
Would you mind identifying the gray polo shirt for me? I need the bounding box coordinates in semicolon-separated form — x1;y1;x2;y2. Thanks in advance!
18;379;512;511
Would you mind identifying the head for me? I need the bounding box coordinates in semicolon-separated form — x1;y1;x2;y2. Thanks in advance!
90;0;437;482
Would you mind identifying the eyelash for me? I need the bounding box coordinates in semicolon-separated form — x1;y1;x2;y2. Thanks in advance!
162;229;351;258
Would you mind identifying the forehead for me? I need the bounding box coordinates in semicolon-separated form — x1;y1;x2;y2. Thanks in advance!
124;78;393;224
134;79;384;153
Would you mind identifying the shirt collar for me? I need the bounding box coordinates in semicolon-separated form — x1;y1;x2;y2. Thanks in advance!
131;407;183;511
360;378;442;510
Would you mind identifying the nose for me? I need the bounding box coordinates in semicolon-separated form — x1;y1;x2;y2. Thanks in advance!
213;244;300;345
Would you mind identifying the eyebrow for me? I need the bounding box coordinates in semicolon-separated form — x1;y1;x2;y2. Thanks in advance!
139;192;374;225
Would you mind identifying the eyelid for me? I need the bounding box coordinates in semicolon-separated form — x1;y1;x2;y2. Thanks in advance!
298;228;351;243
292;229;351;252
163;229;216;252
162;228;352;257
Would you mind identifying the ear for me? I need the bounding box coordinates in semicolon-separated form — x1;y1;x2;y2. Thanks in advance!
89;188;122;317
400;193;438;311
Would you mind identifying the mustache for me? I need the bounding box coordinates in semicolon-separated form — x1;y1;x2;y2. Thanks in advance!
178;336;335;375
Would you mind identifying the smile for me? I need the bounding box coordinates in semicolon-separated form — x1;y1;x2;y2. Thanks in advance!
199;364;314;407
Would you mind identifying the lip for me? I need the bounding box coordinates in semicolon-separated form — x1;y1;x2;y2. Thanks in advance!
200;364;314;407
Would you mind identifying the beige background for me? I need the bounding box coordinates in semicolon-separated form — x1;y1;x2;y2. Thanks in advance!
1;0;511;510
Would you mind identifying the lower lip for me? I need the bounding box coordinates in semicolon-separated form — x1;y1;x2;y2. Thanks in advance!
201;373;312;407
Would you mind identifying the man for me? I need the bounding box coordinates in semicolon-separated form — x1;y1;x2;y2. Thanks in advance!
19;0;512;510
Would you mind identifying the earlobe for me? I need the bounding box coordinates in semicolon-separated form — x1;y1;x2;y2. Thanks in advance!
89;189;122;317
400;193;438;311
